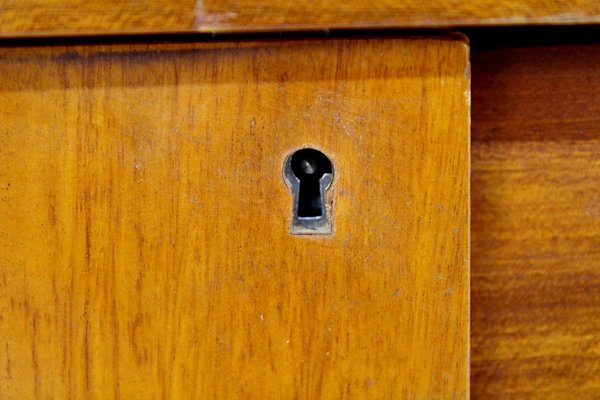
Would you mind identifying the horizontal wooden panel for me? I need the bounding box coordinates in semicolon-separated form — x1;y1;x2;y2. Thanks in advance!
0;0;599;37
0;38;469;399
471;44;600;399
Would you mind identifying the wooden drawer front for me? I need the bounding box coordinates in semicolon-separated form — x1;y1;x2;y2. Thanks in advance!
0;38;469;399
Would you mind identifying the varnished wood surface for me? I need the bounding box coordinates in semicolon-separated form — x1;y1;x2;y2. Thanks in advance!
0;38;469;399
0;0;600;37
471;43;600;399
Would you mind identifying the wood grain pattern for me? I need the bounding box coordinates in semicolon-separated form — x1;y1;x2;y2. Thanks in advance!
0;0;599;37
471;44;600;399
0;38;469;399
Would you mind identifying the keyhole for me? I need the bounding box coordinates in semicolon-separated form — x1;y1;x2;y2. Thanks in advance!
284;148;333;234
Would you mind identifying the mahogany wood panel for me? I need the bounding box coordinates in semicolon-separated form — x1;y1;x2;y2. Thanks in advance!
0;0;600;37
471;43;600;399
0;38;469;399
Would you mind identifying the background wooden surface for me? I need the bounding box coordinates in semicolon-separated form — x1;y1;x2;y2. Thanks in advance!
0;38;469;399
0;0;600;37
471;42;600;399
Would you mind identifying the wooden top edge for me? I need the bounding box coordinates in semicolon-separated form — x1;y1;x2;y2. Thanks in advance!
0;1;599;39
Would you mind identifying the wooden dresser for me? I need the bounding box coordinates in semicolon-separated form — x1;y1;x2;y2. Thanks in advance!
0;2;598;399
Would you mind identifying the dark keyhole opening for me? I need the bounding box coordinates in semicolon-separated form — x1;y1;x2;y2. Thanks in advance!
290;148;333;218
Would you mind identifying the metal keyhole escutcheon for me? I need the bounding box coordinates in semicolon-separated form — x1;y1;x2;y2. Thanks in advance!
284;148;334;234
